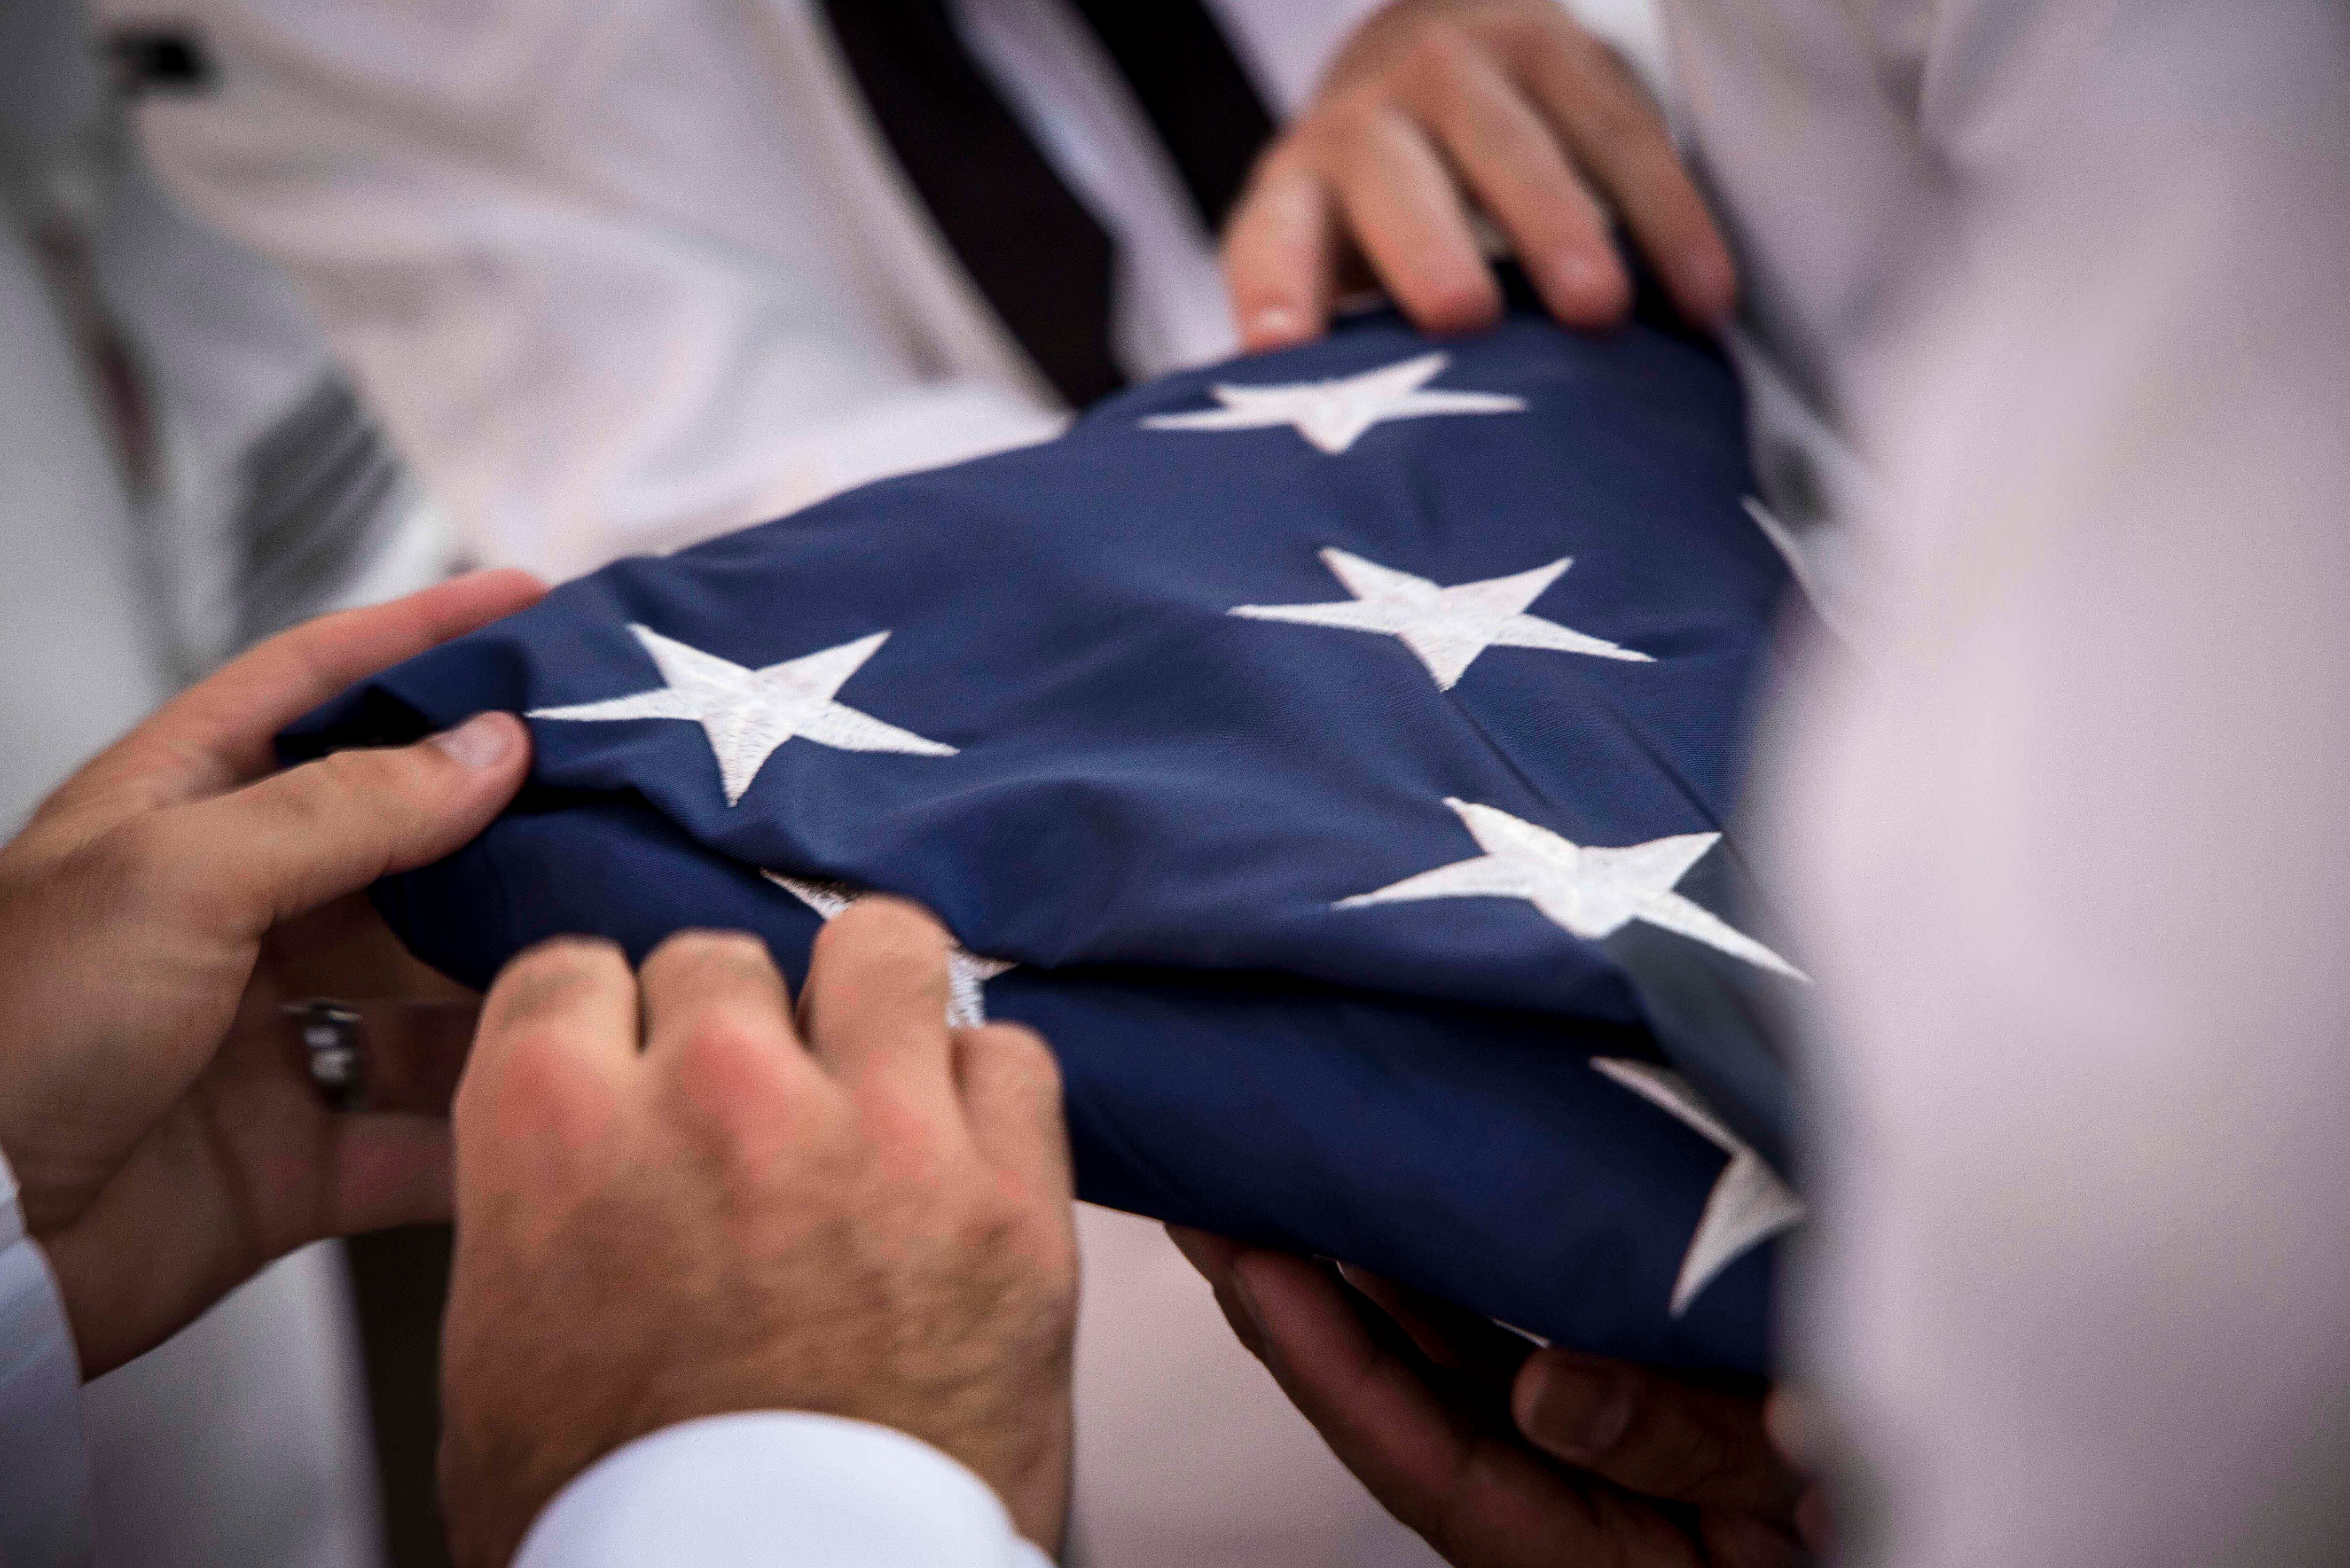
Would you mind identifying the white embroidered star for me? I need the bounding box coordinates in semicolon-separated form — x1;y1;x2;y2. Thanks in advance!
764;873;1016;1029
1336;799;1808;982
1140;351;1526;454
1232;549;1651;689
1591;1058;1805;1315
529;625;955;806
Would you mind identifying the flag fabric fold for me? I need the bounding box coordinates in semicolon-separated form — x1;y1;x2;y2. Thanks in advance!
288;301;1801;1374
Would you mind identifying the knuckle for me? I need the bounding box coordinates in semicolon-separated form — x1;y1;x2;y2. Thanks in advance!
1304;94;1382;156
646;926;768;967
964;1172;1074;1277
661;1009;823;1146
973;1023;1062;1101
672;1001;788;1078
74;811;228;928
304;746;400;819
491;936;626;1011
642;927;774;989
846;1092;956;1185
478;937;628;1045
1332;120;1410;195
1575;73;1663;148
1486;9;1565;64
1399;22;1472;87
517;932;627;970
264;749;422;866
468;1022;620;1146
815;897;945;973
1397;28;1487;117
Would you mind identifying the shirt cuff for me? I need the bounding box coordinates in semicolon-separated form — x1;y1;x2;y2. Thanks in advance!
515;1412;1055;1568
0;1145;94;1568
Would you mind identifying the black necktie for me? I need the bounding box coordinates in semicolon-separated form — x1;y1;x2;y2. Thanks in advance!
1065;0;1275;236
819;0;1274;409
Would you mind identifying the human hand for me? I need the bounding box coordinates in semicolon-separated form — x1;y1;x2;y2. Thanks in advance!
1172;1229;1825;1566
1224;0;1734;350
0;569;544;1375
438;907;1078;1567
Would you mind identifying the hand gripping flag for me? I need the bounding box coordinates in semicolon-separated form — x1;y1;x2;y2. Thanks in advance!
288;296;1806;1375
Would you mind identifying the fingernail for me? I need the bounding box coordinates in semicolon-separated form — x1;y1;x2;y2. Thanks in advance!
1246;305;1306;346
1522;1355;1635;1457
431;712;517;771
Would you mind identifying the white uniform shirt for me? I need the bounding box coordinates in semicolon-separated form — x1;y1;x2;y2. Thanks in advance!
91;0;1390;579
1706;2;2350;1565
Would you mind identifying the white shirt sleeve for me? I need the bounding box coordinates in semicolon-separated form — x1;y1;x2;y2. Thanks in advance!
1766;4;2350;1565
516;1412;1054;1568
95;0;1070;583
0;1147;95;1568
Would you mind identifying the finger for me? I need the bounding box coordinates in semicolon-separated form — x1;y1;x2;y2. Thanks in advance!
325;1112;456;1234
1513;1349;1802;1517
1795;1486;1833;1555
1516;34;1737;324
954;1024;1070;1199
1764;1388;1834;1552
39;1108;454;1379
640;930;824;1099
459;937;640;1141
1331;108;1504;335
1166;1225;1273;1363
145;710;531;937
1334;1263;1537;1391
40;1152;267;1378
1701;1512;1808;1568
1232;1248;1696;1567
1394;27;1628;324
1223;159;1338;350
1763;1383;1820;1469
47;569;545;819
799;898;961;1130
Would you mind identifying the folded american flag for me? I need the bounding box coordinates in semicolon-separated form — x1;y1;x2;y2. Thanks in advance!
289;300;1803;1374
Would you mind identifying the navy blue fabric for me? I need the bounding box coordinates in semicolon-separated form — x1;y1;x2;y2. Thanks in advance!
289;304;1798;1373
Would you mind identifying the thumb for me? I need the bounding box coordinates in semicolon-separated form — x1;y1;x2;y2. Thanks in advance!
157;711;531;935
